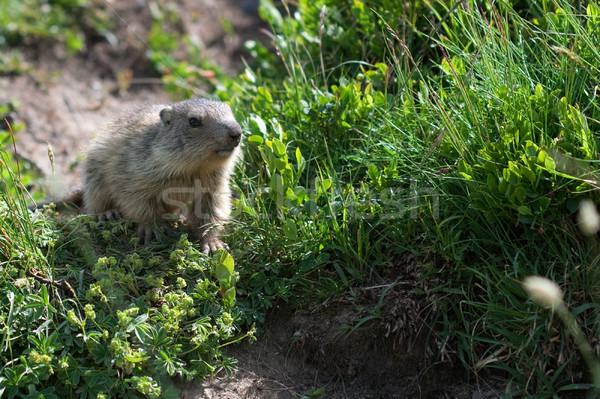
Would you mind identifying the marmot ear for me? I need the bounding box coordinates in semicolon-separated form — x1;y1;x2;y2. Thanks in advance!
159;107;173;125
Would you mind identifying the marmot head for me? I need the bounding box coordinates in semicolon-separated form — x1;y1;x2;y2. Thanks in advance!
158;98;242;159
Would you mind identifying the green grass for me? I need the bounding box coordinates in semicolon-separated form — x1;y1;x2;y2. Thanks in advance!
2;0;600;397
0;0;112;55
223;0;600;396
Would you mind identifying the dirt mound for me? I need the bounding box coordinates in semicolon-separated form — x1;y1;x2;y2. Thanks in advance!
183;305;500;399
183;255;501;398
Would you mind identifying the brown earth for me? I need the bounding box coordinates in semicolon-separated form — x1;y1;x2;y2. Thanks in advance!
181;254;501;398
186;299;501;399
0;1;501;398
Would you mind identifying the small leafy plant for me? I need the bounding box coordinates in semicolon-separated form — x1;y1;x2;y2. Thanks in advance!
0;165;253;398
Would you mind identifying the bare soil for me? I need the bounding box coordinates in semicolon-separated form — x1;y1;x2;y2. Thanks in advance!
0;1;501;397
186;306;498;399
183;254;502;399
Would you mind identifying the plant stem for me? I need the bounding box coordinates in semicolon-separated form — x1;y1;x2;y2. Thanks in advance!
555;302;600;394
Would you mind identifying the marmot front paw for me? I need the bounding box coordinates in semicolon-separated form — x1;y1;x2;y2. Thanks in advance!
201;237;229;255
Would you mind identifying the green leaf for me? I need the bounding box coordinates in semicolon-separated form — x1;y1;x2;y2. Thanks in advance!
520;166;536;183
525;140;538;158
257;86;273;105
511;186;527;203
213;250;234;283
458;159;471;175
273;158;289;172
588;2;600;18
508;161;520;176
244;67;256;83
517;206;532;215
334;263;349;286
534;83;544;99
248;135;264;145
295;147;304;174
537;150;547;164
65;30;84;53
367;164;380;182
497;84;508;98
282;220;298;240
293;186;306;203
315;177;332;196
249;115;268;136
486;173;497;189
544;155;556;171
222;287;236;308
502;168;519;186
271;139;286;158
258;0;283;27
270;173;284;194
536;196;551;211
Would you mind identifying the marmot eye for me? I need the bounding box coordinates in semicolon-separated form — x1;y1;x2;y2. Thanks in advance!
189;118;202;128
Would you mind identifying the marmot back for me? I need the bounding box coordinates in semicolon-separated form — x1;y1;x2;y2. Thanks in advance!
82;98;243;253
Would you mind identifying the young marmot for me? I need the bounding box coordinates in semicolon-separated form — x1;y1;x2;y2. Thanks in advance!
81;98;242;254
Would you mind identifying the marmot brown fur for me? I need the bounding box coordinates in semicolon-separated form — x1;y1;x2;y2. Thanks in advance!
79;98;242;253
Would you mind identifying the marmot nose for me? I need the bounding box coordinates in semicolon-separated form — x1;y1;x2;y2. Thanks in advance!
229;126;242;146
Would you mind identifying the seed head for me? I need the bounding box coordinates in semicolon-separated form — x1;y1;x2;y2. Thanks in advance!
523;276;563;309
47;142;55;175
578;199;600;236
